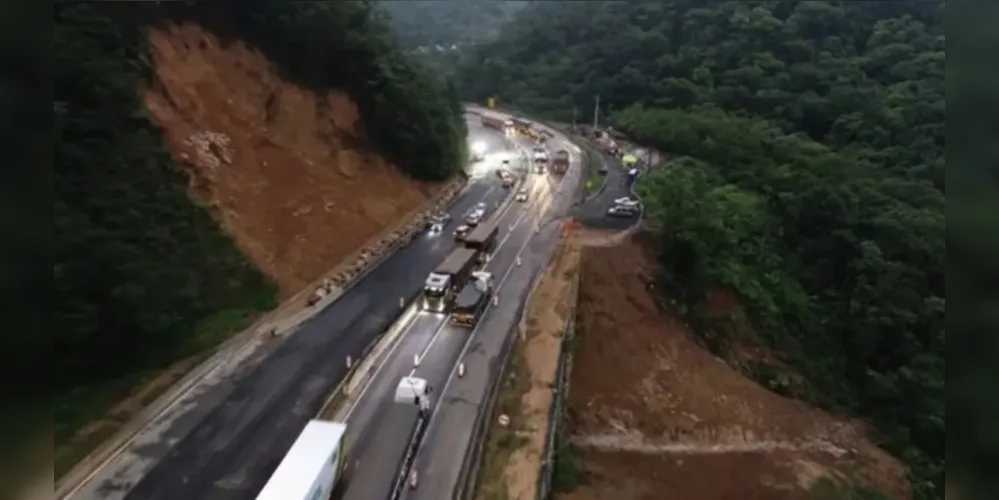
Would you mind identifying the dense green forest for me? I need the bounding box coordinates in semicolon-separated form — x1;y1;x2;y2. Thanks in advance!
378;0;527;74
456;1;945;498
53;0;466;468
380;0;527;48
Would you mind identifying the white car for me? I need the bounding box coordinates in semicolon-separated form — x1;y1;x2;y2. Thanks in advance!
515;189;529;202
614;198;641;208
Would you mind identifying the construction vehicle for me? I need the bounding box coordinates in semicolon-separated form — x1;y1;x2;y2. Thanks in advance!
463;221;499;265
552;149;570;175
423;247;479;312
451;271;494;328
255;420;348;500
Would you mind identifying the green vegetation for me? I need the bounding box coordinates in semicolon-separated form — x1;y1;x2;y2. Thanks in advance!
550;433;583;493
454;1;944;498
53;0;467;476
379;0;527;75
380;0;527;48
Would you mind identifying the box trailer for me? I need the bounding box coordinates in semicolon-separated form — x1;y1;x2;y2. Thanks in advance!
255;420;348;500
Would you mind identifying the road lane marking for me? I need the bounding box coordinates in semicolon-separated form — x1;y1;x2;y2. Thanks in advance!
409;320;450;377
341;311;424;422
346;181;537;418
411;204;543;460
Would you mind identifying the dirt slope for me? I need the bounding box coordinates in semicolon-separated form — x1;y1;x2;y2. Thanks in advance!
561;235;909;500
145;23;445;296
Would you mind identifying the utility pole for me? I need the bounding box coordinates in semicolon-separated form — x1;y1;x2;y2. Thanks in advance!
592;94;600;130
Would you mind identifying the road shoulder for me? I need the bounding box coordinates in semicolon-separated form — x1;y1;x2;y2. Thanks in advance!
474;241;581;500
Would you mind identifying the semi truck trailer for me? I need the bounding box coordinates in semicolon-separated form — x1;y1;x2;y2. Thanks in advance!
451;272;494;328
423;247;479;312
255;420;347;500
463;221;499;265
481;115;512;132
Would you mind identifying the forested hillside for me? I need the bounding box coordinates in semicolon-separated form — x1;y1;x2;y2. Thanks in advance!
54;0;465;474
380;0;527;48
379;0;527;74
457;1;945;498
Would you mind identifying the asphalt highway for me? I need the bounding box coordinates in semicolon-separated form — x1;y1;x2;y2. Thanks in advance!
65;118;514;500
336;134;555;500
575;150;638;230
400;129;584;500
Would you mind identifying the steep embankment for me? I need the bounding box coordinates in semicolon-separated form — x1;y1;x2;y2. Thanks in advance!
146;24;445;295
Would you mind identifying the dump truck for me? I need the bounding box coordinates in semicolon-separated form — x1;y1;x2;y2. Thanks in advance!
463;221;499;265
552;149;570;175
255;420;347;500
423;247;479;312
451;272;494;328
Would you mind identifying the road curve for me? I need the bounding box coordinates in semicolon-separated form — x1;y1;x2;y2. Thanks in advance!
401;122;584;500
575;150;637;230
64;118;513;500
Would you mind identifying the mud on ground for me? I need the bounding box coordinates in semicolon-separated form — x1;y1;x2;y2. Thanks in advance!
560;234;909;500
476;241;581;500
146;23;447;296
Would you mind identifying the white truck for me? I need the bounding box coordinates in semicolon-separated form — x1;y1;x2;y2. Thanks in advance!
255;420;348;500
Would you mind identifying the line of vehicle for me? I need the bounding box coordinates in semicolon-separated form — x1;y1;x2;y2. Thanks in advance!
402;134;572;485
410;196;545;458
339;181;536;424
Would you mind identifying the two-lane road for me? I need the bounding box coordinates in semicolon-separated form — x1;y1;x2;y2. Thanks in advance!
336;132;557;500
400;127;583;500
64;116;516;500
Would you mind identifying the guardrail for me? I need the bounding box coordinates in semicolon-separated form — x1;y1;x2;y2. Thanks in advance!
453;223;566;500
536;258;580;499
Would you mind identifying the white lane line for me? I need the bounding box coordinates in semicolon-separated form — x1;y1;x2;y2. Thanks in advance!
409;319;450;376
347;180;539;417
413;196;546;454
341;312;423;422
406;187;536;377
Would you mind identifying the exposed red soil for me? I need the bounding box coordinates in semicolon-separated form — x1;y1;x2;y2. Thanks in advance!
145;24;445;296
560;234;909;500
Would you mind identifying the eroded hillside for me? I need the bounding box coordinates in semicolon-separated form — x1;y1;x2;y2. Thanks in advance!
145;24;446;295
564;236;909;500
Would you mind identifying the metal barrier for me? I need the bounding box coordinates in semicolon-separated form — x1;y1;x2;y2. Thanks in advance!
452;223;565;500
535;258;580;499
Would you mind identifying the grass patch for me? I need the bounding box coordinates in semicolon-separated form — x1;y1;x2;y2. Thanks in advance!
52;304;271;480
551;432;583;493
475;336;532;500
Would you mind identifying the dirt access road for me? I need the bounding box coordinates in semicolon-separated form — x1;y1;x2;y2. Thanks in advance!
560;234;910;500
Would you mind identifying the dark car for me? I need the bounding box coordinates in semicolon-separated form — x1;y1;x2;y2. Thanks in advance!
607;205;639;218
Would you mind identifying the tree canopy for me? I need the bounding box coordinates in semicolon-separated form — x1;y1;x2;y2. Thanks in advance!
456;1;945;498
379;0;527;48
53;0;467;457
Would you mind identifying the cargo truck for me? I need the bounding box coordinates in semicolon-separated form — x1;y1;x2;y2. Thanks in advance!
552;149;570;175
451;272;494;328
423;247;479;312
481;115;513;132
463;222;499;265
255;420;347;500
